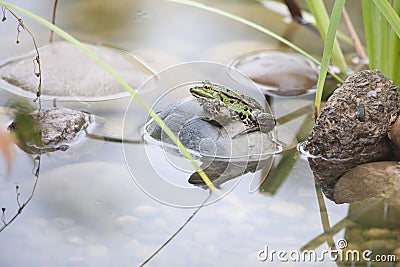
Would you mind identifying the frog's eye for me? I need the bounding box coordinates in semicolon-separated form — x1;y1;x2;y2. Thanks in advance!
204;85;210;89
243;107;248;111
230;100;234;104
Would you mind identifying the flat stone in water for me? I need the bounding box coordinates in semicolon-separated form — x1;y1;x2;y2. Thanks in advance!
230;51;318;96
0;41;153;100
334;161;400;204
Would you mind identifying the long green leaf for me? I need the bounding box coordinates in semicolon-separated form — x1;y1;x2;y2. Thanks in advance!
305;0;347;72
372;0;400;38
168;0;343;83
371;0;400;85
389;0;400;84
314;0;347;115
361;1;378;70
0;1;217;192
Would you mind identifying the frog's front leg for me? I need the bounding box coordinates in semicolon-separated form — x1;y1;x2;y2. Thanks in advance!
254;111;276;134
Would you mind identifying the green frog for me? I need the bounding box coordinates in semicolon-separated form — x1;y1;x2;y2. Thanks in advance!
189;80;275;137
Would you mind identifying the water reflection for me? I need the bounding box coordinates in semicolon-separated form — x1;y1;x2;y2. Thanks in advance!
61;0;135;37
188;157;273;190
303;197;400;266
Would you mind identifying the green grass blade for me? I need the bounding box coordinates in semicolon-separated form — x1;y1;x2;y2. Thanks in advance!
372;0;400;85
361;0;378;70
0;1;217;192
305;0;347;72
376;1;390;75
168;0;343;83
372;0;400;38
389;0;400;84
314;0;347;115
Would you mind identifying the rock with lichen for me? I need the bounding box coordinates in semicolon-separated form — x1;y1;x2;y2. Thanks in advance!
302;70;400;200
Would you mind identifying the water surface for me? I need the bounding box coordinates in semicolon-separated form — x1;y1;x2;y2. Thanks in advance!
1;1;395;267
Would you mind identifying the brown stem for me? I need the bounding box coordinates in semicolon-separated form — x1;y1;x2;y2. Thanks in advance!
342;7;367;60
49;0;58;43
3;8;42;110
0;156;41;233
140;191;212;266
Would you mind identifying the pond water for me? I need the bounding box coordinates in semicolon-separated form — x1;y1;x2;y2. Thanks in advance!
1;1;399;267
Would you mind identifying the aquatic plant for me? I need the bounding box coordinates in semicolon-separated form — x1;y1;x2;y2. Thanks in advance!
310;0;347;115
305;0;347;72
306;0;400;114
168;0;400;116
362;0;400;84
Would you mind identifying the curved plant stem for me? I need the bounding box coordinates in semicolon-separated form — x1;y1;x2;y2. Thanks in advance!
49;0;58;42
305;0;347;72
1;6;42;109
168;0;343;84
0;1;217;192
342;7;367;60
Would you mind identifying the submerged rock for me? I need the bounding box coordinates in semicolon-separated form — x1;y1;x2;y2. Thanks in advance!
302;70;400;200
8;106;92;153
230;50;319;96
334;161;400;204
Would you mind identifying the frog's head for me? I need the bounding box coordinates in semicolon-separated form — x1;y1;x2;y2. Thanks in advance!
189;81;216;99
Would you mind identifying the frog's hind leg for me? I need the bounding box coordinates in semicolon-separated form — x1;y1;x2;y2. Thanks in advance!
231;125;259;139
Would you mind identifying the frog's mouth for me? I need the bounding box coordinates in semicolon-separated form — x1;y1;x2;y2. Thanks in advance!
189;87;214;99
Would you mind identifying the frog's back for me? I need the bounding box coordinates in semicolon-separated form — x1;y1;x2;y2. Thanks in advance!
204;81;264;111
